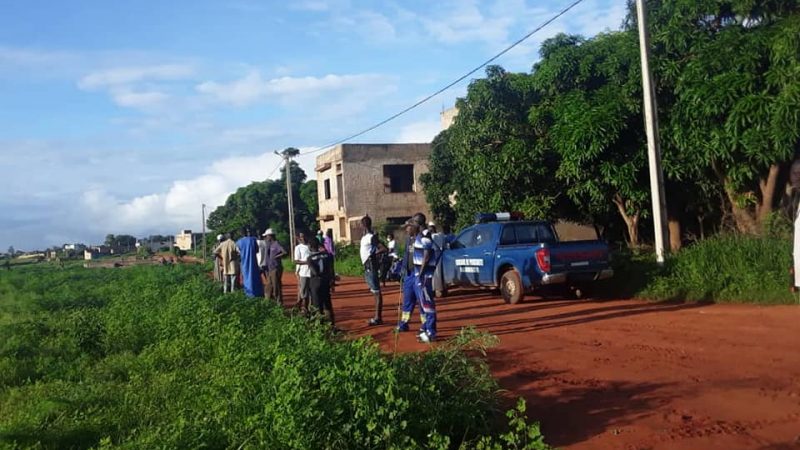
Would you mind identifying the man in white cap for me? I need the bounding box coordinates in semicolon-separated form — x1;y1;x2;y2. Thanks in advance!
213;234;224;282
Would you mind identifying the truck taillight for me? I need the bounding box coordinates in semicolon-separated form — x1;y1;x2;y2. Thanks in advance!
536;248;551;273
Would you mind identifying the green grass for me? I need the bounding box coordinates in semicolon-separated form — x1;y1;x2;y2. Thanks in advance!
0;263;550;449
610;234;795;304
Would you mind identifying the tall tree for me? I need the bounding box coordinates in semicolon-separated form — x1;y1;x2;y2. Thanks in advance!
424;66;576;230
642;0;800;233
207;162;318;243
532;31;650;245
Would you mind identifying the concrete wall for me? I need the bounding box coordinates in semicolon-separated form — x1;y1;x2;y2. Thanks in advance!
316;143;432;243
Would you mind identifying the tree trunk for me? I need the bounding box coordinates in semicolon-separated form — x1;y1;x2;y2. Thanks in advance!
756;164;781;228
668;216;682;251
722;182;758;234
613;194;640;247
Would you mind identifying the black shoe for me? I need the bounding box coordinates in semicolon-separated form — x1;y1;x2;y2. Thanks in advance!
367;318;383;326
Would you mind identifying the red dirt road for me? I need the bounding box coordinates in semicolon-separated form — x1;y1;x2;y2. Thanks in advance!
286;275;800;449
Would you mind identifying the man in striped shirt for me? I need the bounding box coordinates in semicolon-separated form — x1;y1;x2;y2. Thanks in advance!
412;217;438;343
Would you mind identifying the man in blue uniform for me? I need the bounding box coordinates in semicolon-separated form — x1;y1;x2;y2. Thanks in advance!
412;215;438;343
236;227;264;298
397;219;421;332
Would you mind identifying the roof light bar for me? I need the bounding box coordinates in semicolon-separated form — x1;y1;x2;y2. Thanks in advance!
474;212;525;223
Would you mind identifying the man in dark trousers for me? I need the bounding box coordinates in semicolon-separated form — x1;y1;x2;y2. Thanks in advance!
360;215;387;325
263;228;286;305
307;237;335;325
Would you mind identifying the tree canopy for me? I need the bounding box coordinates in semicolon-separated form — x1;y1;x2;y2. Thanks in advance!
207;161;318;244
423;0;800;247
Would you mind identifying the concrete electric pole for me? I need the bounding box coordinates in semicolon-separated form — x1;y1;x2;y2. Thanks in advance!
201;203;207;262
635;0;668;264
276;149;299;253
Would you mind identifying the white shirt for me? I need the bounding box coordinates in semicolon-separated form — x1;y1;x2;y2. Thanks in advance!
360;232;376;264
256;239;268;268
294;243;311;278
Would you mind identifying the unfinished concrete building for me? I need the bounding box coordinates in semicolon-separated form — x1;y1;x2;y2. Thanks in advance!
316;143;432;243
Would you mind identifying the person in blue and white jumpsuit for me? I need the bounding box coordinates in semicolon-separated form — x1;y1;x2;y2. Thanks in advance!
397;219;422;332
413;221;438;343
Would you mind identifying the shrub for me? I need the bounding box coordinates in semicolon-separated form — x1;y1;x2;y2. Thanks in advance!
0;264;550;449
636;234;794;304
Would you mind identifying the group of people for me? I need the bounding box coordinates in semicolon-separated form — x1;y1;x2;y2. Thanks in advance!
211;214;448;343
359;212;447;343
212;228;338;325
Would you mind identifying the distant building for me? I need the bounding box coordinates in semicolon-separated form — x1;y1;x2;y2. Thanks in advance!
440;106;458;130
64;243;86;252
316;143;432;244
84;245;113;260
175;230;193;251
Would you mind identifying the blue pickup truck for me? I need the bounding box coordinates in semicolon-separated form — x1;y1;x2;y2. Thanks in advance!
438;213;613;304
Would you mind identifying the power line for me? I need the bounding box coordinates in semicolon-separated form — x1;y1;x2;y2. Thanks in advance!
301;0;586;156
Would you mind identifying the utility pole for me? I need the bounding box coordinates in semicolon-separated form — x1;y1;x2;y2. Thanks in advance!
201;203;207;262
635;0;668;264
275;148;299;254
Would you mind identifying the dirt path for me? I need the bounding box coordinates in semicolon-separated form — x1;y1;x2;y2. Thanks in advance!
282;275;800;449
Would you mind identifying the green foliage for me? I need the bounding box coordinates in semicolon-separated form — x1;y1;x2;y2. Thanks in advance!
207;161;318;242
0;265;549;449
425;1;800;243
622;234;795;304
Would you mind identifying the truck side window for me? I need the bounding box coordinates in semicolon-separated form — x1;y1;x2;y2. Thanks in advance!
500;226;516;245
535;225;557;244
515;224;537;244
451;229;475;249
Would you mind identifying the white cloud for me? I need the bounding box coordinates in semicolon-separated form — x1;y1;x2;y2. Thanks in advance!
78;64;195;90
80;150;303;234
396;120;441;143
0;46;75;68
109;88;170;109
196;70;391;107
77;63;194;111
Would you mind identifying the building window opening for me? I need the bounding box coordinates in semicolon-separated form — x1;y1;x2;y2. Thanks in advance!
324;179;331;200
383;164;414;193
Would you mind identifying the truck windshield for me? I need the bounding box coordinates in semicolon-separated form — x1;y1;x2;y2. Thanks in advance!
501;223;557;245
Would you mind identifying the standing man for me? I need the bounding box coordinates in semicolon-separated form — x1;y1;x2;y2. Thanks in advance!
257;231;269;287
360;215;387;326
429;222;446;297
323;229;336;292
212;234;224;283
214;233;240;293
263;229;286;305
413;219;438;343
397;220;420;332
236;228;264;298
293;232;312;314
307;237;335;325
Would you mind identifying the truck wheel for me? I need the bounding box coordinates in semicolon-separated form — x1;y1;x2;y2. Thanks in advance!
500;269;524;304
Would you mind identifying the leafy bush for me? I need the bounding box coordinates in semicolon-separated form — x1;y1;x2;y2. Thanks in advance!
629;234;794;304
0;265;550;449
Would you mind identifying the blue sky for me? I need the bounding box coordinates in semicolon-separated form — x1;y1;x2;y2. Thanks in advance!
0;0;626;250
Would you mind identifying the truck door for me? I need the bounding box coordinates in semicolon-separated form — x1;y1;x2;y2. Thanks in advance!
443;228;476;286
456;225;496;286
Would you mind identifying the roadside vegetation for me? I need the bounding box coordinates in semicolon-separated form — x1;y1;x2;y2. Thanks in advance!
0;264;550;449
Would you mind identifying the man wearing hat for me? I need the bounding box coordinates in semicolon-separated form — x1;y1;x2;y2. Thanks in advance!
412;215;438;343
262;228;286;304
212;234;224;283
